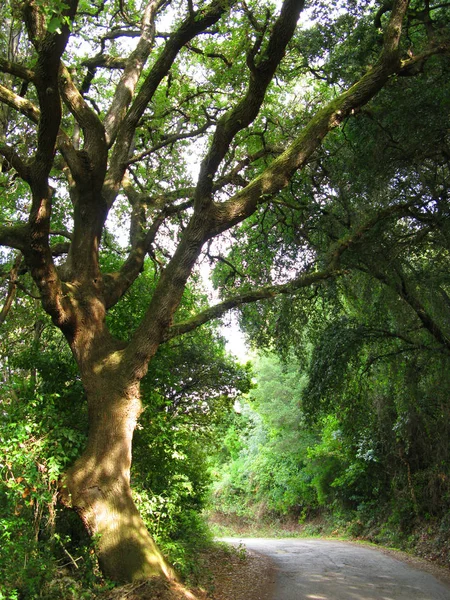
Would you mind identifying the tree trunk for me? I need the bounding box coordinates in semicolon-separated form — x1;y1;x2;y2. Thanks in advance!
60;374;175;582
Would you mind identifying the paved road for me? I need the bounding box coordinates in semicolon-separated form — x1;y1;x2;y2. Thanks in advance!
222;538;450;600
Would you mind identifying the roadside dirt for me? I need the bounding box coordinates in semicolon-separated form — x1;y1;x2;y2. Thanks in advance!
365;543;450;590
105;545;274;600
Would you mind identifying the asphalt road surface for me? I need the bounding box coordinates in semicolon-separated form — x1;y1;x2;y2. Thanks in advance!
223;538;450;600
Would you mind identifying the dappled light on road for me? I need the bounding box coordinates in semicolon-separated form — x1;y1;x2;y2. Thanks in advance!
223;538;450;600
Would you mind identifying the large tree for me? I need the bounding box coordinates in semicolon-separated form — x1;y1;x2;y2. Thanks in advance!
0;0;448;583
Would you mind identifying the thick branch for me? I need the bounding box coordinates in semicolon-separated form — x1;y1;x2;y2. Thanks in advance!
19;0;78;326
0;253;22;326
213;146;283;191
25;185;72;328
371;266;450;352
0;224;28;251
103;196;193;309
0;82;40;124
165;268;340;341
398;40;450;75
209;0;412;234
20;5;78;329
104;0;234;207
0;81;83;179
120;0;411;377
58;63;107;181
104;0;160;146
0;58;35;82
195;0;305;207
82;54;128;71
0;142;32;183
166;203;414;340
28;2;77;183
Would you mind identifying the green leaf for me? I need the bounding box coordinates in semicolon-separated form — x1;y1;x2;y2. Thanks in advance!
47;16;63;34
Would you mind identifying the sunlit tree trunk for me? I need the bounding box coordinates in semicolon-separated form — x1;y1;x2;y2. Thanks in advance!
60;325;175;582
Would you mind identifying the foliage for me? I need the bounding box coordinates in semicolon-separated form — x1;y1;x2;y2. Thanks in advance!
210;324;450;543
210;354;318;519
208;1;450;544
0;263;250;597
0;323;92;598
0;0;449;585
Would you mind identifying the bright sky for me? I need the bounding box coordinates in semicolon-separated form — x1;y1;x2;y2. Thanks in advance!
222;314;250;362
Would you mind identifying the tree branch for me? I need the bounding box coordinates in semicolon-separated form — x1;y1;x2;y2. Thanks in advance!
121;0;412;377
165;267;340;341
103;195;193;309
166;201;414;340
0;82;40;124
104;0;160;146
126;120;212;165
0;142;32;183
0;58;35;82
17;2;79;331
103;0;234;207
58;63;107;181
186;42;232;67
398;40;450;75
0;252;22;326
194;0;306;208
0;252;22;325
208;0;412;235
213;146;283;191
82;53;127;70
369;266;450;352
0;223;28;251
0;81;84;181
26;1;77;183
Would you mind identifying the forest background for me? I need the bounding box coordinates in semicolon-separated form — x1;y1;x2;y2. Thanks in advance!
0;0;449;597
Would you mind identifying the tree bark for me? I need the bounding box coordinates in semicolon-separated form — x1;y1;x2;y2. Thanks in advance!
59;324;175;582
61;375;175;582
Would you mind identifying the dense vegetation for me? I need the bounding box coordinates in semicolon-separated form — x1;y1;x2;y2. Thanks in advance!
210;19;450;554
0;0;449;596
211;345;450;552
0;267;251;597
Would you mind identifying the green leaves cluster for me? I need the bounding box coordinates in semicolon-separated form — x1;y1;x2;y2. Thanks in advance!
210;354;318;518
0;344;88;598
0;259;251;595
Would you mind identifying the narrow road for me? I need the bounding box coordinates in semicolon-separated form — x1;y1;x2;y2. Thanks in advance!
223;538;450;600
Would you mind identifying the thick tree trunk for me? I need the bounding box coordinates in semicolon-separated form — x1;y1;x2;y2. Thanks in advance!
60;373;175;582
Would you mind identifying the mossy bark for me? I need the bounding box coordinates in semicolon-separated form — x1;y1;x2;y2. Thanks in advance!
59;327;175;583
